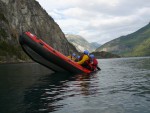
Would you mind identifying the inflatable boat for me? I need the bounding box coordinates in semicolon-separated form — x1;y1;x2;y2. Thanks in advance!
19;32;92;74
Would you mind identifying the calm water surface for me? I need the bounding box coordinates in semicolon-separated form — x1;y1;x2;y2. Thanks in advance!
0;57;150;113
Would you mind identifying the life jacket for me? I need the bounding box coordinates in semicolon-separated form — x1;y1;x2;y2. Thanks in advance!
85;58;98;71
92;58;98;66
79;54;84;61
78;54;98;71
77;54;89;65
91;58;98;71
67;55;76;61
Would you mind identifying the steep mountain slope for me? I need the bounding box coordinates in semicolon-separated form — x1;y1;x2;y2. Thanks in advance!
0;0;77;63
90;42;101;49
96;23;150;57
66;34;100;52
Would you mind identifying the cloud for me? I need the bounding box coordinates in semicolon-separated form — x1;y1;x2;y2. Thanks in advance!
36;0;150;44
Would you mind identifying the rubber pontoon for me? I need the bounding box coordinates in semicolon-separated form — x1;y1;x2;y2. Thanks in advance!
19;32;92;74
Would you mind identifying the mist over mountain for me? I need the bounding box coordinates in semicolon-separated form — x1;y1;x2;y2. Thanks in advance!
96;22;150;57
90;42;101;49
66;34;100;52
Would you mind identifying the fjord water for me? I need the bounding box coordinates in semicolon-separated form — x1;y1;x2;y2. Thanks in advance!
0;57;150;113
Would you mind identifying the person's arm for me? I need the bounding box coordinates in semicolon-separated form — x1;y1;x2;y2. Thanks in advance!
94;59;101;70
93;59;98;66
67;56;71;59
77;55;89;65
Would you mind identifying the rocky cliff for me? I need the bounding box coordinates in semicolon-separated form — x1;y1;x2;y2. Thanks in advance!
0;0;77;63
66;34;100;52
90;42;101;49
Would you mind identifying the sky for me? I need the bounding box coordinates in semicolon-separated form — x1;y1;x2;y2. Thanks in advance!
36;0;150;44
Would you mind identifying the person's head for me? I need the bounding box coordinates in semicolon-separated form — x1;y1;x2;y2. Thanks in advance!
83;50;89;55
77;56;80;59
72;53;76;57
89;54;94;59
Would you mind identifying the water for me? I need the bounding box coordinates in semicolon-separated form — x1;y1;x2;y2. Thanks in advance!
0;57;150;113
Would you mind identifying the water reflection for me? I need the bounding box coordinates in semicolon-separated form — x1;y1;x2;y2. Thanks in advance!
73;73;99;96
1;57;149;113
24;72;71;112
24;72;99;113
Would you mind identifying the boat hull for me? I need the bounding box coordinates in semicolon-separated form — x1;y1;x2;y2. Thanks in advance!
19;32;91;74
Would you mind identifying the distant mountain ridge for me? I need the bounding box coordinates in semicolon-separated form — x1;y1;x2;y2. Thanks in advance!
96;23;150;57
90;42;101;49
66;34;101;52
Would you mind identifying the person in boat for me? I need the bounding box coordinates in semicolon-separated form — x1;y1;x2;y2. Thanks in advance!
77;50;90;67
75;55;80;62
88;54;101;71
68;53;76;61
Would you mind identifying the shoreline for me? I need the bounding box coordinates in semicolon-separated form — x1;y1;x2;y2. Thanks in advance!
0;61;34;65
0;56;149;65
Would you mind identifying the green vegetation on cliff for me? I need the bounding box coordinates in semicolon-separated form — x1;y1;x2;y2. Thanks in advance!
0;12;8;23
0;40;30;62
91;51;120;59
96;23;150;57
125;37;150;57
0;0;78;63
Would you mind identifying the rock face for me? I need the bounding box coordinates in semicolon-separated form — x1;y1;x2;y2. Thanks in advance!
90;42;101;49
66;34;100;52
0;0;77;63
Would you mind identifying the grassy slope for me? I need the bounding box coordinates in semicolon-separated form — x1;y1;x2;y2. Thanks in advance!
97;23;150;57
